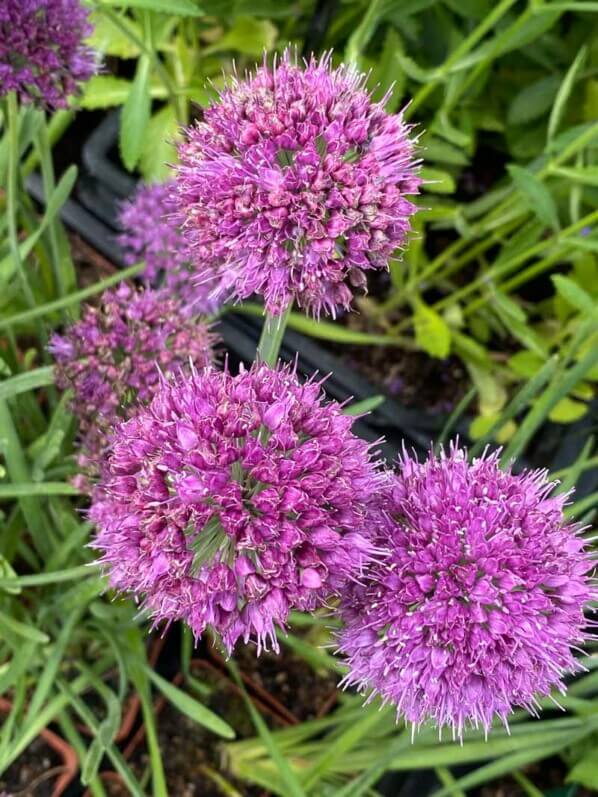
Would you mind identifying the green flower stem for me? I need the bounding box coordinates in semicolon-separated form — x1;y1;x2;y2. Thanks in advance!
36;115;69;298
256;303;293;367
22;109;74;178
6;93;35;309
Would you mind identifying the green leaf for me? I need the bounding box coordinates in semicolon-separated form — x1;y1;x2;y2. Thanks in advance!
0;260;145;331
466;363;507;416
227;660;306;797
235;305;404;347
508;351;544;378
204;16;277;56
0;565;96;590
371;27;405;112
552;275;596;315
507;74;561;126
413;301;451;358
139;106;180;183
548;46;587;143
550;165;598;187
422;135;469;166
144;667;235;739
0;608;50;644
119;56;151;172
549;397;588;423
420;166;456;194
87;12;142;58
0;483;80;498
507;164;559;232
99;0;203;14
81;76;135;109
567;750;598;790
345;0;385;66
491;291;526;323
0;556;20;595
0;366;54;402
343;395;385;416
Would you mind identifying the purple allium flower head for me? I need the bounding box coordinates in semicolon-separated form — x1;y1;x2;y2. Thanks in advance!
338;445;595;738
90;361;383;654
171;49;420;318
118;182;222;315
49;283;217;481
0;0;96;109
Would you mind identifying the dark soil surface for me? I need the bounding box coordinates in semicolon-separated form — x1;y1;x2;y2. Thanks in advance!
69;231;117;288
338;336;469;414
99;646;338;797
0;736;61;796
231;644;338;722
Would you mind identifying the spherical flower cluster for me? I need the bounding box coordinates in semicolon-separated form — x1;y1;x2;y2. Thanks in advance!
118;182;221;315
49;283;217;479
90;362;383;653
171;49;420;318
338;445;595;737
0;0;96;109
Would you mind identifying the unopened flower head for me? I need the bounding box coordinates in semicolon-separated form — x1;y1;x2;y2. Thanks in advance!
50;283;217;480
119;182;222;315
90;361;383;653
338;444;595;738
171;49;420;318
0;0;96;108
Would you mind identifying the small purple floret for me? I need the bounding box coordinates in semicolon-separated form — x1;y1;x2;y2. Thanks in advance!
90;362;383;654
118;182;222;315
49;284;217;482
171;49;420;318
0;0;96;108
338;445;595;737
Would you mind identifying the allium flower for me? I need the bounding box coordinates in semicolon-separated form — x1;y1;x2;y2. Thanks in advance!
171;49;420;317
338;445;595;738
50;283;217;479
0;0;96;108
90;362;382;653
119;182;221;315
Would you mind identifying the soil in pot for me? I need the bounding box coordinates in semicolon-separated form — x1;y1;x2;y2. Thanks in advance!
0;733;76;797
100;645;339;797
119;663;273;797
227;643;338;723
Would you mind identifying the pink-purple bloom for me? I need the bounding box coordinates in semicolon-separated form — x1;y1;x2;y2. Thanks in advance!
118;182;221;315
171;49;420;318
0;0;96;108
338;445;595;737
90;362;382;653
50;283;217;481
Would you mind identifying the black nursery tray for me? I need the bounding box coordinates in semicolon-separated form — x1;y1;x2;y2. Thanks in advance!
27;111;598;495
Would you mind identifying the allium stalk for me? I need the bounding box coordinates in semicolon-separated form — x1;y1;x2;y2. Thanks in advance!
338;445;596;738
90;362;383;654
